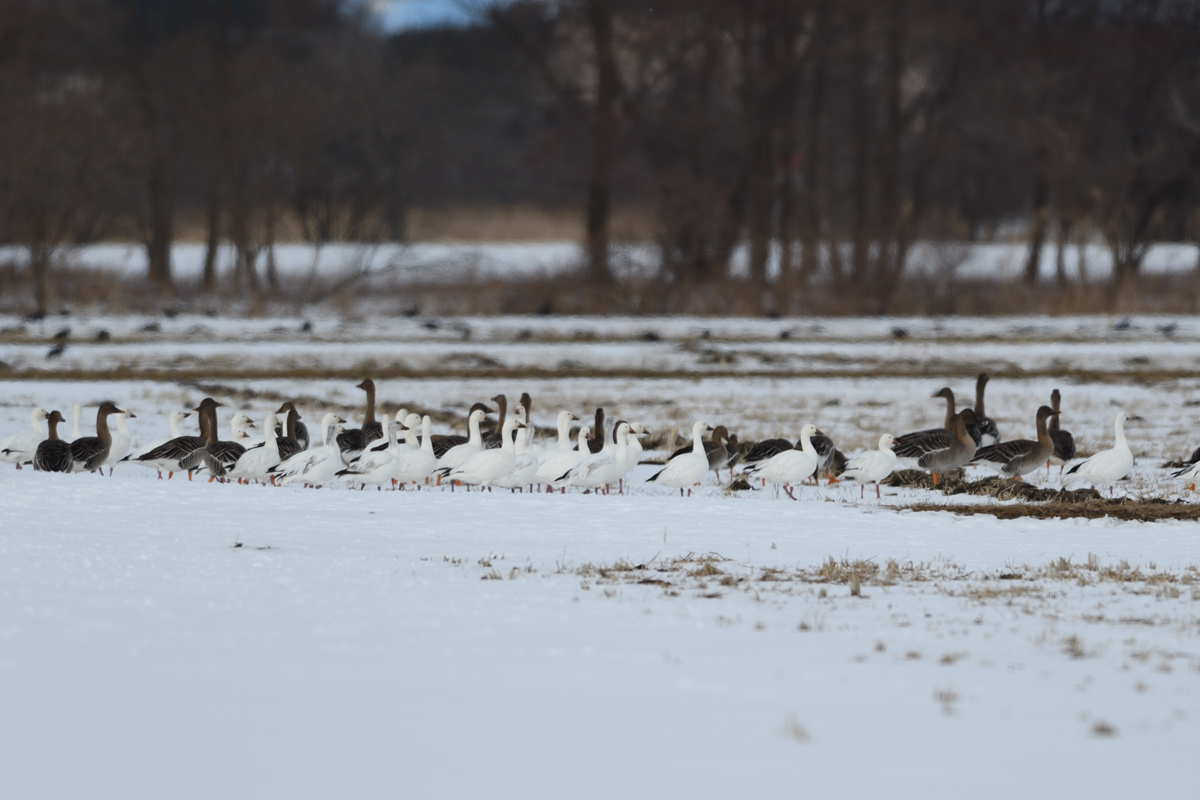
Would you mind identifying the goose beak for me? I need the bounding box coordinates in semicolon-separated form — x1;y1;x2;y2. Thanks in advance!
246;420;256;428
337;417;347;424
570;414;579;421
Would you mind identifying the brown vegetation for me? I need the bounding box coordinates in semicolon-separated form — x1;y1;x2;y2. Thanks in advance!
3;1;1200;316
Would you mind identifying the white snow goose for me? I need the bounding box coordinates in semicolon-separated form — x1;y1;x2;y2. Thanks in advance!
564;421;631;493
102;409;137;474
1068;410;1134;494
971;405;1058;479
431;402;494;457
538;425;591;491
229;412;283;484
68;401;126;473
437;406;492;472
743;423;819;500
444;416;525;488
71;402;84;440
394;414;438;488
0;407;49;469
272;413;348;487
33;410;73;473
648;420;713;496
337;414;402;490
1046;389;1076;474
492;414;540;491
669;424;729;476
840;434;898;499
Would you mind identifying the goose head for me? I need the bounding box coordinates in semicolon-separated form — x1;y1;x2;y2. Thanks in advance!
798;423;819;444
230;412;254;439
262;413;279;439
932;387;955;403
32;407;49;424
468;407;489;425
401;412;422;432
878;434;897;451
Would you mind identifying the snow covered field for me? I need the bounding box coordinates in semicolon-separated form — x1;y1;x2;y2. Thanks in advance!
3;238;1199;283
3;314;1200;798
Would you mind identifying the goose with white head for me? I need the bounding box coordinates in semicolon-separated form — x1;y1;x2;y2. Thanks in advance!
393;414;438;487
0;407;49;469
272;413;348;487
742;423;819;500
444;416;525;488
229;412;283;483
538;425;590;491
648;420;713;496
102;409;138;474
564;422;631;493
839;434;898;499
1070;410;1134;495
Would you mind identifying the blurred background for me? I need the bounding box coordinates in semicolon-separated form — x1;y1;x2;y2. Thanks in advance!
3;0;1200;317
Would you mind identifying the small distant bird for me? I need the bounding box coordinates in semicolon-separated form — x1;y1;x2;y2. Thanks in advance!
46;343;66;359
53;327;70;340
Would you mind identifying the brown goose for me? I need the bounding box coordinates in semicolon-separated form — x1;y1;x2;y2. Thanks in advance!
586;408;605;454
431;402;494;458
182;412;252;478
1046;389;1075;474
971;405;1058;479
274;402;310;450
33;410;73;473
723;434;742;478
482;394;509;449
68;401;126;473
895;387;985;466
898;408;979;486
249;407;305;461
131;398;221;477
337;379;384;456
974;373;1000;446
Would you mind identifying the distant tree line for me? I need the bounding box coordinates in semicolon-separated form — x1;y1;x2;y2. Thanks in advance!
2;0;1200;314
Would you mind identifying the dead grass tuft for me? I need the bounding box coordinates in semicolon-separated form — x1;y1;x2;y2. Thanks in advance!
904;496;1200;521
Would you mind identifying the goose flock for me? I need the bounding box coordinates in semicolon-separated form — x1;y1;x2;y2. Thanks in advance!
0;373;1163;499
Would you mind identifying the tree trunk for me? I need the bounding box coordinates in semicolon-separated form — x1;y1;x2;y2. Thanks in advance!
146;158;174;289
1023;150;1049;285
848;10;871;285
584;0;618;287
29;243;51;316
1055;215;1072;289
800;3;829;288
202;189;220;292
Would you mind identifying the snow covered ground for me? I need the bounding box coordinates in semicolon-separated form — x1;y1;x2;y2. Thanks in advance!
3;315;1200;798
2;238;1199;284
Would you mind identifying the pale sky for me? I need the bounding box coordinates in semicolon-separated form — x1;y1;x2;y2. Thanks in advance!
373;0;477;30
